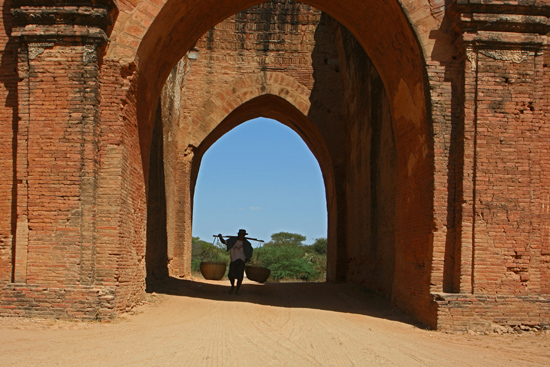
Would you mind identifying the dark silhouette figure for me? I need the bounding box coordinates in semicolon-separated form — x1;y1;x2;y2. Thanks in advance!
218;229;253;295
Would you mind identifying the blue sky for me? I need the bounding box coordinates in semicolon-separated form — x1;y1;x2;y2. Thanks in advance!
192;118;327;246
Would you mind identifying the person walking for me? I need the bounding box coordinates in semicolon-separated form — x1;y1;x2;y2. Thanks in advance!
218;229;253;295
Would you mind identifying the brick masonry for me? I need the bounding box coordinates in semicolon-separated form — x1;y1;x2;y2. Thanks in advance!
0;0;548;332
434;293;550;333
1;283;116;320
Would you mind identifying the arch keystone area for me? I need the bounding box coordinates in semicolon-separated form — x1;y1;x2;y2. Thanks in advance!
186;72;312;146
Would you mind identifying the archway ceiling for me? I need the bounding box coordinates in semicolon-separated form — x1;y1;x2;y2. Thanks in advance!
108;0;433;113
108;0;434;184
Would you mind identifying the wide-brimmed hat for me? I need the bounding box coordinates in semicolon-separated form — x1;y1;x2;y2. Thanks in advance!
238;229;248;235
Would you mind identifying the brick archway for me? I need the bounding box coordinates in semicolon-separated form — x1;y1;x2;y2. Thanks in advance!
2;0;436;326
190;92;335;244
155;70;336;282
189;93;336;265
108;0;431;181
3;0;548;332
142;1;431;325
148;1;426;322
186;73;312;144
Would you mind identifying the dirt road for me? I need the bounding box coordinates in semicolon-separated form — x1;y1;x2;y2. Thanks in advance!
1;278;548;366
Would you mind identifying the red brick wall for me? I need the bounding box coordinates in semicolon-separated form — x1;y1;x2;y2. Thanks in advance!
334;23;397;297
0;0;146;318
0;55;147;319
472;50;545;295
542;48;550;297
0;42;123;319
114;71;147;311
0;284;116;320
0;0;17;285
97;59;147;312
20;45;92;286
435;293;550;333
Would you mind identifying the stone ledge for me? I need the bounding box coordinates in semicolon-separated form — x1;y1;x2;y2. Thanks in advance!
0;283;117;321
433;292;550;333
450;0;550;36
10;0;117;44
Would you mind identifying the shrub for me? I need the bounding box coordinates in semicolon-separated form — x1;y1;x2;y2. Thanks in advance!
192;237;229;263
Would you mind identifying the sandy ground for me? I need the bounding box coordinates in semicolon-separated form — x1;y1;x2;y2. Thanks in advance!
1;277;549;367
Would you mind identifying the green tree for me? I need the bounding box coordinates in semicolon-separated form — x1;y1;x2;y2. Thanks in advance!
269;258;318;281
265;232;306;247
191;237;229;272
192;237;209;258
254;244;304;266
251;232;325;282
309;237;327;255
304;238;327;278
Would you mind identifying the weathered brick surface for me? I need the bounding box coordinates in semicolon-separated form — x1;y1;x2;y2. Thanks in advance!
472;50;544;295
96;58;147;311
0;0;548;332
0;1;17;285
17;45;99;286
0;283;116;320
434;293;550;333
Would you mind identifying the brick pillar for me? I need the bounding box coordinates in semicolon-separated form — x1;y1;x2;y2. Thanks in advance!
9;0;116;285
166;145;194;278
450;1;550;295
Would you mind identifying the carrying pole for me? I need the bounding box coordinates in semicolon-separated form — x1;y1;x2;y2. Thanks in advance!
213;235;264;242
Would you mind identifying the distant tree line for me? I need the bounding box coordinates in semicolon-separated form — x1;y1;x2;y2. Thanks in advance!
192;232;327;282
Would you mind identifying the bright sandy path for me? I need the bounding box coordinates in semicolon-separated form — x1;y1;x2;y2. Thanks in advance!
1;277;548;366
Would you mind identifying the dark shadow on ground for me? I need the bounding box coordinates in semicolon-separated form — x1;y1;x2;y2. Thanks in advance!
151;276;423;328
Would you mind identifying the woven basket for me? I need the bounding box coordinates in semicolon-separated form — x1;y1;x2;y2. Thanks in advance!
245;265;271;283
200;261;227;280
